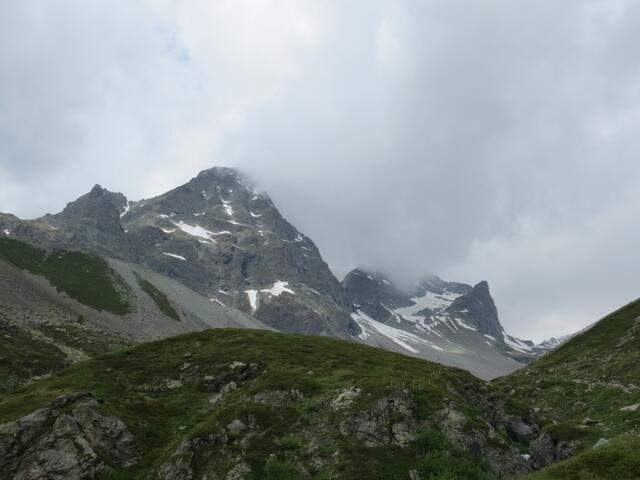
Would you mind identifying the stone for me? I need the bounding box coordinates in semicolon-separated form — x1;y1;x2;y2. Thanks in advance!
253;389;304;406
593;438;610;448
0;393;138;480
229;361;247;370
220;381;238;394
166;379;183;390
226;419;248;438
331;386;361;409
339;390;417;447
226;462;251;480
620;403;639;412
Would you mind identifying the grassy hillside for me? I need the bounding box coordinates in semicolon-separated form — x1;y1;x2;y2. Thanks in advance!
135;274;180;322
0;237;132;314
497;299;640;450
525;435;640;480
0;314;131;393
0;329;540;480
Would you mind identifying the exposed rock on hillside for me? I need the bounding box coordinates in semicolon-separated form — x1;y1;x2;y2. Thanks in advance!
0;393;138;480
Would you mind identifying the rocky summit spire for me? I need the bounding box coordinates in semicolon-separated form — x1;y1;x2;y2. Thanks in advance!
445;280;503;337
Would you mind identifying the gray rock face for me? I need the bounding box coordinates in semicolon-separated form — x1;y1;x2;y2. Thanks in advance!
0;393;138;480
158;431;229;480
529;432;579;470
0;167;356;338
436;406;532;479
344;269;537;379
340;390;418;447
445;280;502;337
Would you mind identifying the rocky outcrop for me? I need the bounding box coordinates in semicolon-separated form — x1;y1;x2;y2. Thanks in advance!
340;389;418;447
1;167;358;338
445;280;503;337
435;406;532;479
529;432;579;469
0;392;138;480
199;361;261;393
157;431;229;480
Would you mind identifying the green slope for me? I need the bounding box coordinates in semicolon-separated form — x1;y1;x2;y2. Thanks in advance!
525;435;640;480
0;237;132;314
496;297;640;479
497;299;640;446
0;316;131;394
0;329;540;480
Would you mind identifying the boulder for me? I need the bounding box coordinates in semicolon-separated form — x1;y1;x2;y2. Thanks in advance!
339;390;417;447
0;392;138;480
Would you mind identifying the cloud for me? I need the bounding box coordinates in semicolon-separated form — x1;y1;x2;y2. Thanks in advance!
1;1;640;340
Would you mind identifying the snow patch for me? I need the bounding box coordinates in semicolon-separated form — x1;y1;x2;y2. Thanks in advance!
455;318;477;331
351;310;444;353
227;220;250;227
250;211;262;217
210;298;225;307
503;334;533;353
244;281;295;313
220;197;234;216
302;285;321;295
245;290;258;312
173;221;231;241
394;290;463;321
223;203;233;216
261;281;295;297
120;201;130;218
163;252;186;261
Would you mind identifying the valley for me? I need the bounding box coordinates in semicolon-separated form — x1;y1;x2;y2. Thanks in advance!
0;167;638;479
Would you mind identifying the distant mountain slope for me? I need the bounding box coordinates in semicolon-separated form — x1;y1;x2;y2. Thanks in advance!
0;237;269;391
497;298;640;468
0;166;564;380
0;167;356;338
0;329;551;480
343;269;556;379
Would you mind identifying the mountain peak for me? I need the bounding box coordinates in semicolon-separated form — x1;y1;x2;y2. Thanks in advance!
90;184;105;194
446;280;502;336
196;165;241;178
195;166;253;188
60;185;127;217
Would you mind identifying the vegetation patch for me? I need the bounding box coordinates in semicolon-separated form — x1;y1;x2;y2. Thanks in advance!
526;435;640;480
0;329;528;479
0;320;68;394
495;298;640;446
0;237;131;314
415;429;496;480
135;274;180;321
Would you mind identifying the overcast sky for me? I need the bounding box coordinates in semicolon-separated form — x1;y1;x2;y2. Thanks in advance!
2;1;640;341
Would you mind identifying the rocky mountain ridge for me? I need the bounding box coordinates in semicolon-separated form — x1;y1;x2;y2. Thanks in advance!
0;166;563;380
0;167;356;339
343;269;559;379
